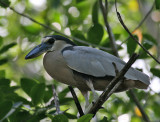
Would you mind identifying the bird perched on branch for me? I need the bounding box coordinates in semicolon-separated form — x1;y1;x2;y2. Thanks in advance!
25;35;150;108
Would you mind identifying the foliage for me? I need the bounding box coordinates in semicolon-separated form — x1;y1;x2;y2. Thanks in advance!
0;0;160;121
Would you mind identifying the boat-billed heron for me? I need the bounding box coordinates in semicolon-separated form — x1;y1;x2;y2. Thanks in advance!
25;35;150;108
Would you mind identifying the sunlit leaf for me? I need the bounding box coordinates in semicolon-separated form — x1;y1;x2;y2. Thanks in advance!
30;83;45;105
20;78;38;96
52;114;68;122
0;0;10;8
77;114;93;122
87;23;104;44
0;43;16;54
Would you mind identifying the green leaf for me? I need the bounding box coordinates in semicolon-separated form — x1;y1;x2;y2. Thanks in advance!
87;23;104;44
64;113;77;119
127;36;137;56
0;70;5;78
52;114;68;122
0;102;22;122
0;78;10;86
0;58;8;65
142;39;154;50
150;68;160;78
0;0;10;8
0;36;3;46
30;83;45;105
100;116;108;122
58;88;70;99
77;114;93;122
20;78;38;96
155;0;160;9
59;98;73;105
0;42;16;54
92;1;98;24
143;34;157;44
0;101;12;120
71;30;87;46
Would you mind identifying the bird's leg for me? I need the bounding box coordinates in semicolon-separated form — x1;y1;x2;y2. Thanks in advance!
81;91;89;109
86;79;99;102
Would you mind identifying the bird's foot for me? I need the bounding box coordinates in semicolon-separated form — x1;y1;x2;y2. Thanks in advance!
84;102;94;114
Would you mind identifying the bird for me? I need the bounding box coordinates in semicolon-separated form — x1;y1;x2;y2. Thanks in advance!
25;35;150;109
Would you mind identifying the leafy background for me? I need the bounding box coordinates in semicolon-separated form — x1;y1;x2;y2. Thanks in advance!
0;0;160;121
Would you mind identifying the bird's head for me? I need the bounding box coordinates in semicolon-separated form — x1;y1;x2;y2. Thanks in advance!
25;35;75;59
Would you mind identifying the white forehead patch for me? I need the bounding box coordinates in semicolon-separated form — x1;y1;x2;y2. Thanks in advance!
41;37;52;43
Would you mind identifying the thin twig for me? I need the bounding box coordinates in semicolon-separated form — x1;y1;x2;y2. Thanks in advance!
119;0;155;47
88;53;139;115
99;0;119;57
52;85;61;114
115;0;151;121
115;0;160;64
2;3;111;51
68;86;84;117
129;89;150;122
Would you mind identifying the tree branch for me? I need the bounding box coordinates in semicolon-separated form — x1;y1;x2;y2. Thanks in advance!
128;89;150;122
68;86;84;117
115;0;151;121
4;4;111;51
115;0;160;64
88;53;139;115
52;85;61;114
99;0;119;57
119;0;155;47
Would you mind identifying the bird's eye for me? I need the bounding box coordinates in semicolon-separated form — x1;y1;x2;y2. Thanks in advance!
47;39;54;44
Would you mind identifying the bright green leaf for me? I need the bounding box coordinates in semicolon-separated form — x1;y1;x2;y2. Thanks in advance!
150;68;160;78
77;114;93;122
30;83;45;105
0;0;10;8
87;23;104;44
20;78;38;96
52;114;68;122
0;101;12;120
0;43;16;54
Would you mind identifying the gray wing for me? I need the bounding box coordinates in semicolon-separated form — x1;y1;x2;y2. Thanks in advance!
62;46;150;85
